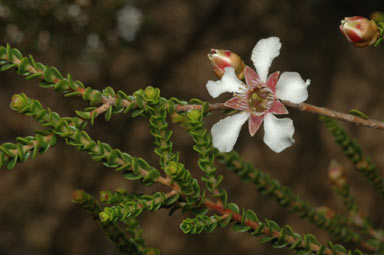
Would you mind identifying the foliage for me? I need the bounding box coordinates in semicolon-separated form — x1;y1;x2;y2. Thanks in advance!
2;15;384;254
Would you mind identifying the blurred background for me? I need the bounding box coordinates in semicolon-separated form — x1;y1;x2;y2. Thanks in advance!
1;0;384;254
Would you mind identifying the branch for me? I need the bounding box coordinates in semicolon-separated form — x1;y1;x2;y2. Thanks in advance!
176;101;384;131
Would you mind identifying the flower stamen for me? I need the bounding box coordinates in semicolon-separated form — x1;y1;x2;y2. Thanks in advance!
248;86;274;115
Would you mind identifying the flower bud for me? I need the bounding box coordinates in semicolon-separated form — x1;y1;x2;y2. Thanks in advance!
72;189;86;203
328;160;346;186
208;49;245;79
339;16;379;47
316;206;335;220
10;93;28;111
99;211;110;222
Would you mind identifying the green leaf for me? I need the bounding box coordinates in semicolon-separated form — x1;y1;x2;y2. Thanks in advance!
260;236;276;244
205;221;217;233
227;202;240;214
131;108;145;118
54;80;70;92
219;214;232;227
104;107;113;121
296;250;312;255
232;223;251;232
349;109;369;120
44;67;56;83
245;209;259;223
75;110;91;119
272;242;288;249
25;73;43;80
123;172;143;180
143;169;160;183
10;48;22;60
15;137;33;145
17;57;30;75
39;81;54;88
1;63;16;71
0;143;17;157
90;91;102;105
165;194;180;205
317;245;326;255
7;156;18;170
266;220;281;232
107;149;120;166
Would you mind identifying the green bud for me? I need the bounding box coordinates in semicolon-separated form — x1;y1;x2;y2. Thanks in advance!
99;191;110;203
10;94;27;111
144;86;160;101
165;161;181;176
99;211;110;222
72;189;86;203
187;109;201;121
328;160;346;186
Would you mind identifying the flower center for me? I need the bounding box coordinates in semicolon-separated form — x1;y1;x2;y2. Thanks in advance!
248;86;274;114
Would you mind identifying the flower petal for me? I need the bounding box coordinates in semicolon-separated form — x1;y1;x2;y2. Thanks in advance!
211;112;250;152
275;72;311;104
248;114;264;136
269;100;288;115
244;66;262;89
224;95;249;111
266;71;280;92
263;113;295;153
251;37;281;83
206;67;246;98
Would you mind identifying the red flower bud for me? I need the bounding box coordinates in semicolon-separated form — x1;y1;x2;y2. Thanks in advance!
208;49;245;79
340;16;379;47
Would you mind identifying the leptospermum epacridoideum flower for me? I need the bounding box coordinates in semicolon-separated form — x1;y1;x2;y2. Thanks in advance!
206;37;310;153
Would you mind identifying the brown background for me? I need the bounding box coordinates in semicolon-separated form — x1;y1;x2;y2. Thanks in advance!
1;0;384;254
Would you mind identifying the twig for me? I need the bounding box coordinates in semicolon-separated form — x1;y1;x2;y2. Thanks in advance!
176;101;384;131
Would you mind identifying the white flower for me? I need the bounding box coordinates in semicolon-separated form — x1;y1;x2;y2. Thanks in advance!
206;37;310;153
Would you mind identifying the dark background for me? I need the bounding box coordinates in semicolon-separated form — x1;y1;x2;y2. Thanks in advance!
1;0;384;254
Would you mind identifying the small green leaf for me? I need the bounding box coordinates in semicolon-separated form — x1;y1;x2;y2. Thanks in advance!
7;156;18;170
123;172;142;180
39;81;54;88
54;80;70;92
1;63;16;71
0;143;17;157
260;236;276;244
104;107;113;121
10;48;22;60
349;109;369;120
90;91;102;105
143;169;160;183
227;202;240;214
232;223;251;232
219;214;232;227
17;57;30;75
245;209;259;223
165;194;180;205
75;110;91;119
131;108;145;118
44;67;56;83
25;73;43;80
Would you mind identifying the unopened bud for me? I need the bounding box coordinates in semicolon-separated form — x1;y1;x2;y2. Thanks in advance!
340;16;379;47
10;94;27;111
208;49;245;79
316;206;335;219
328;160;345;186
72;189;86;203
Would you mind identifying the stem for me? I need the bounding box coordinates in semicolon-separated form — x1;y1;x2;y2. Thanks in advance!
204;199;351;255
283;101;384;130
176;101;384;131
